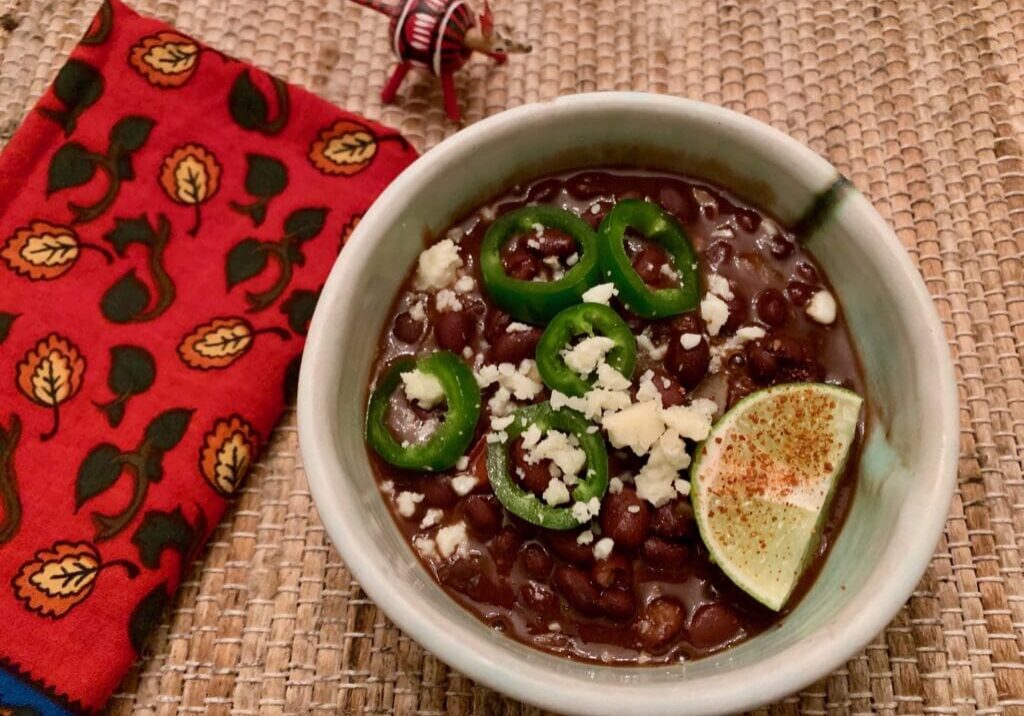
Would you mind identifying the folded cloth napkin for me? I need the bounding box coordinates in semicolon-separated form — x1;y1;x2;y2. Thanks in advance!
0;2;416;712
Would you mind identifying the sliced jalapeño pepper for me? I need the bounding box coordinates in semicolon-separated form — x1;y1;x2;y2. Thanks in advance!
486;402;608;530
365;351;481;471
536;303;637;397
480;206;600;324
597;199;700;318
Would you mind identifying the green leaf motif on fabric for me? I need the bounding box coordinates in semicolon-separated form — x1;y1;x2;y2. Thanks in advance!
228;70;290;135
230;154;288;227
280;288;319;336
131;507;203;570
75;443;123;509
226;238;269;289
128;583;170;655
0;312;17;344
47;143;97;194
75;408;194;541
101;270;151;324
39;59;104;136
100;215;176;323
94;345;156;427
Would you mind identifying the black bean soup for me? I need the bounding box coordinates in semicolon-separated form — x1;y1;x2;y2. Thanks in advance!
366;169;864;664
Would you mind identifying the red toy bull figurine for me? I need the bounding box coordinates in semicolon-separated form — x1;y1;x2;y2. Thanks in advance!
349;0;530;121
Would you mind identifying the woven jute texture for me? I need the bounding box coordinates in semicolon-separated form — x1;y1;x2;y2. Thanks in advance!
2;0;1023;714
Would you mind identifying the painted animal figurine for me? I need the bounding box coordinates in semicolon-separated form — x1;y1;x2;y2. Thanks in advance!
349;0;530;121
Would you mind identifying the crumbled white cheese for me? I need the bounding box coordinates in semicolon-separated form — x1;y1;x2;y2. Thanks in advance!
590;203;602;215
420;508;444;529
593;537;615;561
674;479;691;497
608;477;624;494
491;414;515;431
408;300;427;322
542;255;562;270
436;522;468;558
451;474;478;496
708;324;767;372
549;621;562;632
571;497;602;523
561;336;616;377
679;333;702;350
627;505;641;514
582;282;618;305
577;529;595;545
454;275;475;293
396;491;424;517
521;423;543;450
566;252;579;266
635;370;662;405
636;333;668;361
735;325;766;342
486;431;508;444
707;273;734;300
413;536;437;558
532;222;545;236
602;400;665;455
806;290;837;324
475;361;544;401
526;430;586;477
506;322;532;332
435;288;463;312
462;346;474;360
413;239;463;291
447;226;465;243
400;369;446;410
700;292;730;336
635;432;691;507
660;398;717;441
380;480;395;495
542;478;571;506
487;386;513;417
595;362;631;391
455;456;470;471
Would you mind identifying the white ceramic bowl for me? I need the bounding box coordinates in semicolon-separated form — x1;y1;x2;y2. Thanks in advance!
298;93;958;716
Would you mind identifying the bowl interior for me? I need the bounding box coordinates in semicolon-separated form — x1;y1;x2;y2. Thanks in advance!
299;94;957;716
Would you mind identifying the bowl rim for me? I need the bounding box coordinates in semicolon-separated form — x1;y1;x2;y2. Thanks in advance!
298;92;959;716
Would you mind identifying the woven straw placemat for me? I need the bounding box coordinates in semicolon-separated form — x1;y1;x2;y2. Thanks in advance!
2;0;1023;713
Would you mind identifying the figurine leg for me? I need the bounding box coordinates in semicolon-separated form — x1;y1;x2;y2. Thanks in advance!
440;72;461;122
381;62;411;104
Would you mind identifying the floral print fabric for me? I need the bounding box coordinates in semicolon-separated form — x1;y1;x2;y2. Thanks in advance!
0;2;416;712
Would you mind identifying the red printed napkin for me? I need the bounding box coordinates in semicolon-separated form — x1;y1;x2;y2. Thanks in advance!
0;2;416;713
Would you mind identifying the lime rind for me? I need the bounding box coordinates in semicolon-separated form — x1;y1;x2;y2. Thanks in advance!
690;383;863;611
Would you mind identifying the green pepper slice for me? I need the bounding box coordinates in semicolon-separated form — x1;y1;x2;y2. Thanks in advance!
597;199;700;318
480;205;601;324
535;303;637;397
486;402;608;530
365;351;481;471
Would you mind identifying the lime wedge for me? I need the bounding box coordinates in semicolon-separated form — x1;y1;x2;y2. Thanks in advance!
690;383;863;611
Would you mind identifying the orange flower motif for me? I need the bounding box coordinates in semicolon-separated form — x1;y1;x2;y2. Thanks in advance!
129;31;200;87
309;120;380;176
16;334;85;441
178;318;255;370
159;144;222;236
3;222;81;280
199;416;259;496
12;541;137;618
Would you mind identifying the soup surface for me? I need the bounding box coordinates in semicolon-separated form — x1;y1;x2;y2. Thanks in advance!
366;169;864;664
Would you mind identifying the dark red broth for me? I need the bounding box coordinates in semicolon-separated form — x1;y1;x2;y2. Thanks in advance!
366;169;864;664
